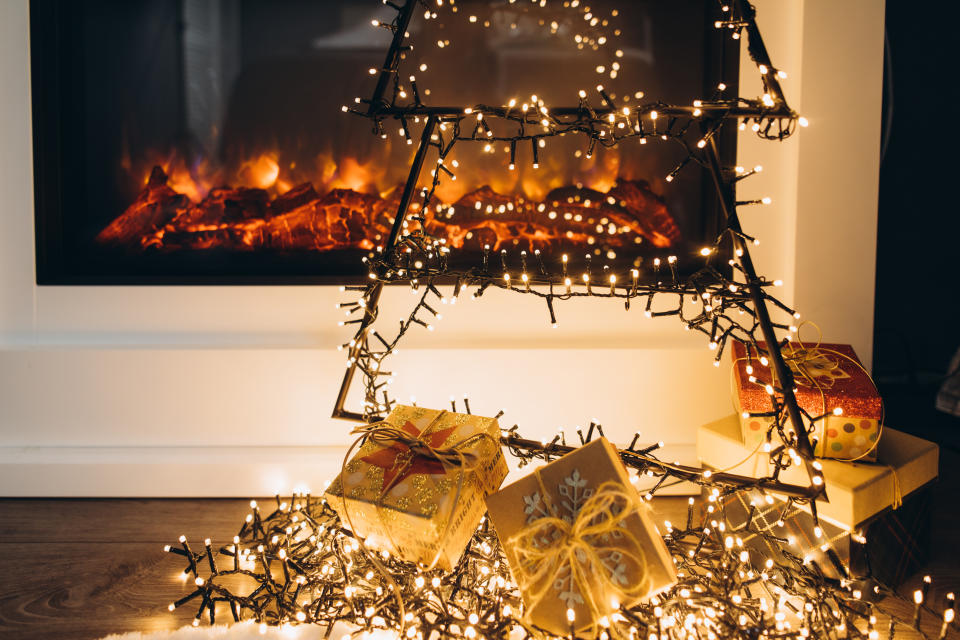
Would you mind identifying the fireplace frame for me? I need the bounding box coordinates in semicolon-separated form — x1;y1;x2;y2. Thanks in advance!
29;0;739;286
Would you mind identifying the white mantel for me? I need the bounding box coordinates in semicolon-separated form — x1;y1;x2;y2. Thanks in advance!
0;0;885;496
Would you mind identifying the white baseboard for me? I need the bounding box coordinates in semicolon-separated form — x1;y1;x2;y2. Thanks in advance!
0;444;699;497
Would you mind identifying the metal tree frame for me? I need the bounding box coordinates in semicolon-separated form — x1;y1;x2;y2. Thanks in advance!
331;0;826;501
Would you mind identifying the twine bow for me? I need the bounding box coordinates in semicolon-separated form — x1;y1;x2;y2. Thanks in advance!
507;478;651;635
780;343;850;389
335;410;497;636
351;417;486;500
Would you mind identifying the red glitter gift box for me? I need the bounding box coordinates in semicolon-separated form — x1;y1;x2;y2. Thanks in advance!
731;341;882;460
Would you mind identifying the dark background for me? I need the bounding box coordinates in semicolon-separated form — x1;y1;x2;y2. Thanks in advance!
873;3;960;449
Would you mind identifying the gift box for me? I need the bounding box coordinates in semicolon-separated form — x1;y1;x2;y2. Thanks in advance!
731;341;882;460
717;481;932;587
324;405;508;571
698;414;938;586
697;414;937;527
485;438;677;637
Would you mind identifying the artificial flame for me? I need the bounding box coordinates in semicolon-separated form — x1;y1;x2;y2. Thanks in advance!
107;146;679;258
237;153;280;191
132;142;641;212
101;167;678;260
329;156;381;193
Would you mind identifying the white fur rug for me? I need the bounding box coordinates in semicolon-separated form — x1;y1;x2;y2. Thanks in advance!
99;621;336;639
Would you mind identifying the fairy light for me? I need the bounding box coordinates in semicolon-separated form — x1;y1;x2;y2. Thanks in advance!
163;405;934;638
284;9;909;639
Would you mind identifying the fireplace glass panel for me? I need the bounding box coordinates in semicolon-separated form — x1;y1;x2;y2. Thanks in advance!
31;0;737;284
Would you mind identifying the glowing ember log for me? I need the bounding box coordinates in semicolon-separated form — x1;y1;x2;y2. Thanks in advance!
432;181;679;251
97;166;680;255
95;167;189;247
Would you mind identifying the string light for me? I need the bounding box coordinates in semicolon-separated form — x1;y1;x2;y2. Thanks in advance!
163;423;938;638
160;1;929;637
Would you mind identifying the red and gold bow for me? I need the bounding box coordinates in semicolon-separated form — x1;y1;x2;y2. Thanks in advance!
357;419;461;496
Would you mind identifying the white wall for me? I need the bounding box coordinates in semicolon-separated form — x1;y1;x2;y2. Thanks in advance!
0;0;885;496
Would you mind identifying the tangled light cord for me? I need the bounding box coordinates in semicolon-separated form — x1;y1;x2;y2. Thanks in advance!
164;422;952;639
160;2;947;638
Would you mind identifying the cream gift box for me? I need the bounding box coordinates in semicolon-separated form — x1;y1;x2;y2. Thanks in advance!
697;414;938;586
697;414;937;529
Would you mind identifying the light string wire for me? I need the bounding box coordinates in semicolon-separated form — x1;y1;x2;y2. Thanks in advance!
162;410;951;639
332;0;819;494
158;2;944;639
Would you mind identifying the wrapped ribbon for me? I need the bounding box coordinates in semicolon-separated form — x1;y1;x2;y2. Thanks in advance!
506;477;651;636
735;322;885;463
339;411;495;567
780;342;851;389
335;410;498;635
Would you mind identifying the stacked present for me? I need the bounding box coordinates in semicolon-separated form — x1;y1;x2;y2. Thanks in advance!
731;340;882;460
697;340;939;587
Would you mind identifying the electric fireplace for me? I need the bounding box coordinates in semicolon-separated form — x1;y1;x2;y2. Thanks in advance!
31;0;737;284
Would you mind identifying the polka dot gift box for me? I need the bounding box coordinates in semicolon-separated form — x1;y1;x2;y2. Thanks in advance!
731;341;882;461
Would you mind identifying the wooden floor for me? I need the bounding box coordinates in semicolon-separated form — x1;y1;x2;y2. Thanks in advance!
1;454;958;640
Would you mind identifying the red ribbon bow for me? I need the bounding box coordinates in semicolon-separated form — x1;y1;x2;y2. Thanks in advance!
359;420;458;492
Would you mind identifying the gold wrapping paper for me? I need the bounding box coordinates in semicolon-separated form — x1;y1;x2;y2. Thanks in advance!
485;438;677;637
324;405;508;571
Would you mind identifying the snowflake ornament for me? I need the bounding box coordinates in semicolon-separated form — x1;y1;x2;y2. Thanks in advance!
522;468;629;609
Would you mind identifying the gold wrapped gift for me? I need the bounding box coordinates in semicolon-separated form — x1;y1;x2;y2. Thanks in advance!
324;405;508;571
486;438;677;637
